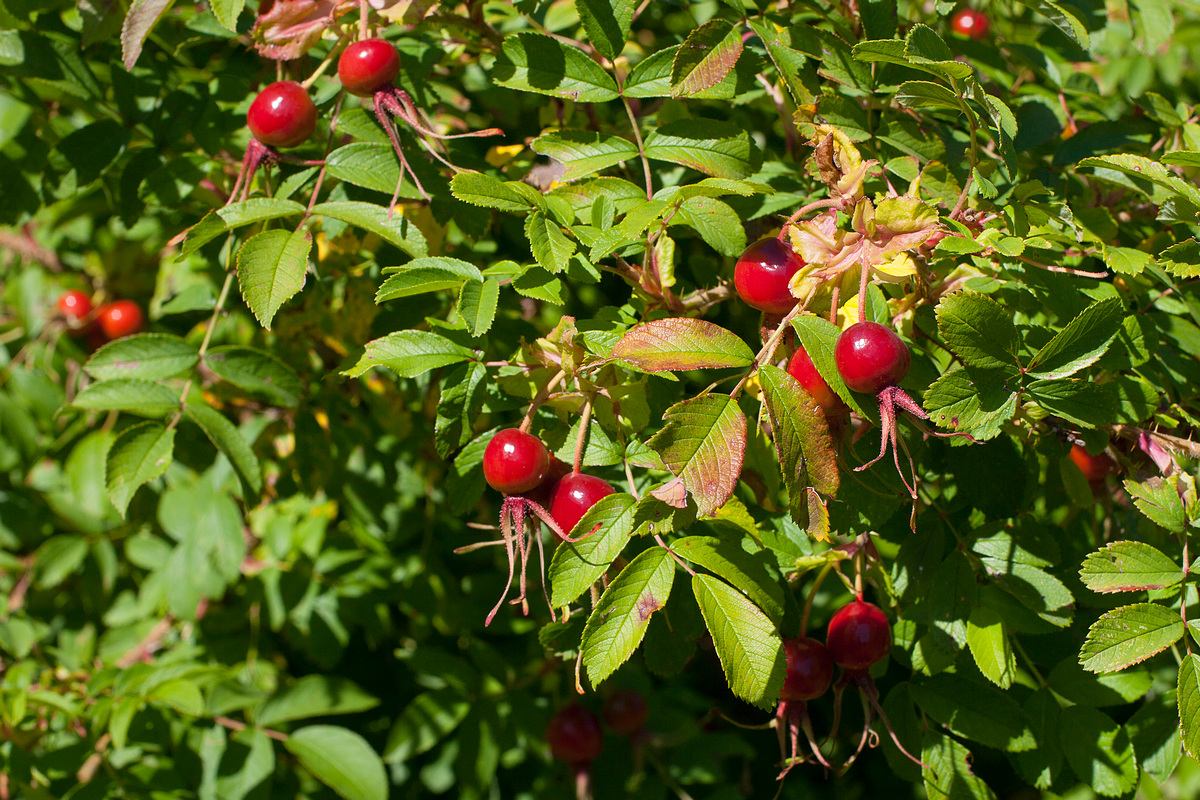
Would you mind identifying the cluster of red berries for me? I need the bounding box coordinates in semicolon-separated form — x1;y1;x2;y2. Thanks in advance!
545;689;649;766
57;291;143;343
781;600;891;703
482;428;615;538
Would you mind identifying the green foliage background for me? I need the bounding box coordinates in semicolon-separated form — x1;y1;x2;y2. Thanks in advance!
2;1;1200;799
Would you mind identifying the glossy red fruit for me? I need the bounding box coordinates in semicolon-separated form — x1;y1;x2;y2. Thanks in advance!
526;457;571;508
338;38;401;97
603;690;648;736
1069;444;1120;483
826;600;892;671
483;429;550;495
96;300;144;340
950;8;990;40
546;704;603;764
781;637;835;702
247;82;317;149
787;346;846;416
834;321;911;394
733;237;806;315
549;473;615;537
57;290;92;321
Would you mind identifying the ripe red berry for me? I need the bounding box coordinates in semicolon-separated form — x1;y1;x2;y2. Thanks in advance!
338;38;401;97
549;473;615;537
950;8;990;40
247;81;317;149
826;600;892;671
733;237;806;315
781;637;834;702
57;290;92;322
546;704;603;764
834;321;911;395
95;300;144;340
1069;444;1120;483
602;690;648;736
483;429;550;495
787;346;846;416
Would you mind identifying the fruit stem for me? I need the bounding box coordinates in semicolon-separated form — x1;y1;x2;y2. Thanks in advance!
799;563;833;638
571;763;593;800
358;0;369;40
301;29;353;90
779;198;843;238
520;370;567;432
730;303;805;400
654;533;696;576
572;394;594;474
167;265;236;431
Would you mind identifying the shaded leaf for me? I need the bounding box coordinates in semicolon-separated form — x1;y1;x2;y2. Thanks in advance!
85;334;199;382
284;726;387;800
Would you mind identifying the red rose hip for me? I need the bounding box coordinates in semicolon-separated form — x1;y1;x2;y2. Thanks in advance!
95;300;143;340
734;237;806;315
603;690;648;736
338;38;401;97
549;472;615;537
483;429;550;495
247;81;317;149
834;321;911;394
781;637;834;701
57;290;92;322
950;8;990;40
1069;444;1120;483
546;704;603;764
826;600;892;671
787;346;847;416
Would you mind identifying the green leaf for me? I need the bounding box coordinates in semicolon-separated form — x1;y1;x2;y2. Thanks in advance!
935;291;1022;373
1026;298;1124;379
1058;706;1138;796
35;534;90;589
966;606;1015;689
896;80;962;111
85;333;199;382
525;211;576;273
343;331;474;379
792;314;870;417
1027;378;1116;428
671;195;747;257
204;346;303;407
72;378;180;417
311;201;428;258
1103;245;1153;276
457;279;499;338
106;422;174;515
492;32;619;102
746;18;814;106
926;552;978;647
587;199;669;260
257;676;379;727
672;536;786;626
1125;477;1187;533
145;678;204;715
670;19;743;97
1080;603;1183;673
1080;154;1200;208
923;369;1018;440
531;130;638;182
647;394;746;517
912;673;1036;751
1034;0;1090;49
121;0;174;70
178;198;307;258
643;119;758;179
549;493;637;607
691;573;785;708
377;257;484;303
236;229;311;330
1179;654;1200;759
182;402;263;495
758;364;839;512
449;172;540;212
210;0;244;32
623;46;678;98
582;547;675;686
1158;238;1200;278
575;0;634;60
284;725;387;800
1127;691;1182;784
384;688;471;763
903;25;973;81
109;696;140;749
612;318;754;371
1048;659;1152;707
922;730;998;800
1080;541;1185;593
325;143;419;199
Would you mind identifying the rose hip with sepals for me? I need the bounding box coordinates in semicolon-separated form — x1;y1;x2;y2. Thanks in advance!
787;346;847;417
549;472;615;539
950;8;990;40
96;300;143;340
826;600;892;671
247;81;317;149
734;237;806;315
834;321;910;395
603;689;648;736
338;38;401;97
782;637;834;701
483;428;550;495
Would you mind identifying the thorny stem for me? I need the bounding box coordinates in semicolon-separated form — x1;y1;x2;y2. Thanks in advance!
1183;533;1192;654
520;370;567;432
573;394;594;474
800;563;834;638
730;304;806;399
1016;254;1108;279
